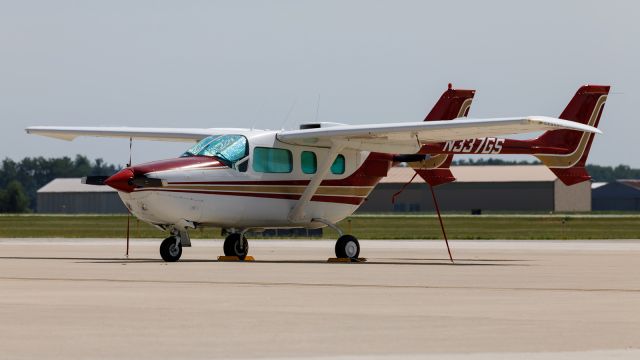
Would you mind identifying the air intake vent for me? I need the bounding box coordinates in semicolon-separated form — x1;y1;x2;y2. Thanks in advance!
299;122;346;130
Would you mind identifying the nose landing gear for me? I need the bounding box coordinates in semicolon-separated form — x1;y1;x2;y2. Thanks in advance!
159;236;182;262
159;227;191;262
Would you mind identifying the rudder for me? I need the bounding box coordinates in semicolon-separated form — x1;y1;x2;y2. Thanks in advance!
535;85;609;185
414;84;475;186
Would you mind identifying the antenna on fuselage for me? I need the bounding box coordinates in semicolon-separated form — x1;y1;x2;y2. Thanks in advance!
127;137;132;167
280;98;297;130
250;102;266;131
314;93;321;123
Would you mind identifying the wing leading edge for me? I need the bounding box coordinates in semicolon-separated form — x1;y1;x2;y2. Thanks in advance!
277;116;601;153
25;126;247;142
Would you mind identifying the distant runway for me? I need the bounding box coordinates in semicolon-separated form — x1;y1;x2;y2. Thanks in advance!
0;239;639;359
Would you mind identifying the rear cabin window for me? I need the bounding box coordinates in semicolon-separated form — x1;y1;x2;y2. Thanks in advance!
301;151;317;174
331;154;346;175
253;147;293;173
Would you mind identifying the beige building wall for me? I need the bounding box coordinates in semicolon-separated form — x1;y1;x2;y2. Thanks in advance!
554;180;591;212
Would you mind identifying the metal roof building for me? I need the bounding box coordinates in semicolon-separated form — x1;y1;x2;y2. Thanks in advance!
358;165;591;213
592;180;640;211
37;178;127;214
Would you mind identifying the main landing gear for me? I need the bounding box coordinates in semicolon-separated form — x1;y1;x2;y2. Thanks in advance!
335;234;360;259
223;232;249;260
312;218;360;260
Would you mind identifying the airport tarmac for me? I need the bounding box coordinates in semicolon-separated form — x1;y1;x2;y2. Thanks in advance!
0;239;639;359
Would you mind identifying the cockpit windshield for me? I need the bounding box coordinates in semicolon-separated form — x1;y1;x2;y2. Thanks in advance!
182;135;248;167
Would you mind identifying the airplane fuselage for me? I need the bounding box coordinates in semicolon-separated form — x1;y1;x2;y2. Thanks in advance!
113;130;391;231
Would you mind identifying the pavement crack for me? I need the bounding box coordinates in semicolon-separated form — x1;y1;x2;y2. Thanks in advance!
1;276;639;294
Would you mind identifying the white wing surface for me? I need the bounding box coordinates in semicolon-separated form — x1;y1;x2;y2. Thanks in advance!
25;126;247;142
277;116;601;153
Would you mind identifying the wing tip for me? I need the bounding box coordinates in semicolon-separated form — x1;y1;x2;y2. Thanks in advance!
25;126;77;141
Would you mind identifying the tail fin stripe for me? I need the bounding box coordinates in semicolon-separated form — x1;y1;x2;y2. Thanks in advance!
536;94;607;168
456;98;473;118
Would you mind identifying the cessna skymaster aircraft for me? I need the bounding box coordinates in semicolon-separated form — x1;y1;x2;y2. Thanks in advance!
26;84;609;262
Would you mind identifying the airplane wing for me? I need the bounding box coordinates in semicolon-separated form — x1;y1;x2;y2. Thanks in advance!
277;116;602;153
24;126;244;142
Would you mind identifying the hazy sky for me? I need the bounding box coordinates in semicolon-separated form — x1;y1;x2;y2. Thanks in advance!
1;0;638;166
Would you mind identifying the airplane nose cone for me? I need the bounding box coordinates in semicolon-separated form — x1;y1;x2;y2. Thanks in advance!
104;168;135;192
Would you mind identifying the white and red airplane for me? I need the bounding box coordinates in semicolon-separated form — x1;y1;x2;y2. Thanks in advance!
26;84;608;262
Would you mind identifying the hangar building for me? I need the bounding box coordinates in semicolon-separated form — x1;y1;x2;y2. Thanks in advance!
592;180;640;211
37;178;127;214
359;165;591;213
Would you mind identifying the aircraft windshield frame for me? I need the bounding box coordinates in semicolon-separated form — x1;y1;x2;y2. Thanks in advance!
182;135;249;166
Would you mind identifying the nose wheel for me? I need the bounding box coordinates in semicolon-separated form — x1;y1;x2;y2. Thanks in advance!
224;233;249;260
335;235;360;259
160;236;182;262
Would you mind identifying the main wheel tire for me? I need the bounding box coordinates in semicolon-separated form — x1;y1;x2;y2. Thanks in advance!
160;236;182;262
223;233;249;260
335;235;360;259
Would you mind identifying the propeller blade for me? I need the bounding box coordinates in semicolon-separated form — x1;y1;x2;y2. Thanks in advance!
81;175;110;186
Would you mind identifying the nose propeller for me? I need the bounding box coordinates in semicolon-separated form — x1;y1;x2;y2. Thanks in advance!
81;175;110;186
87;168;165;192
82;172;165;190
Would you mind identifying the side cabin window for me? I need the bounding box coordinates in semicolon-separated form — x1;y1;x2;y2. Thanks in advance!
301;151;317;174
253;147;293;173
331;154;346;175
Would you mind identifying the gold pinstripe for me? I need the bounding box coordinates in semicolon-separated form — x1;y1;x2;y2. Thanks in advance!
408;98;472;170
150;184;374;197
536;95;607;168
457;98;473;118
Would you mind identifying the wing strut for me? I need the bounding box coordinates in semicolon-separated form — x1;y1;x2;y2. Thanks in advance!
288;142;345;223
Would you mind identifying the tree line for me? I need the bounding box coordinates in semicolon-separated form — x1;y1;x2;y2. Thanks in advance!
0;155;119;212
0;156;639;213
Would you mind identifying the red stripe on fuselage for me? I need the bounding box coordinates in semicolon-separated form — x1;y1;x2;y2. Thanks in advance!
135;188;364;205
133;156;225;175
